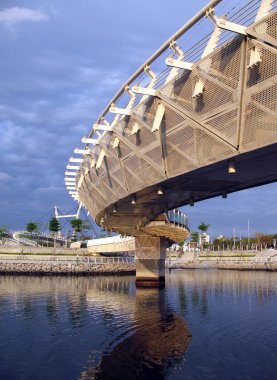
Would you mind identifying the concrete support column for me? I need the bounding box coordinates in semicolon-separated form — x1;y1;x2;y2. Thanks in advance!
135;235;169;287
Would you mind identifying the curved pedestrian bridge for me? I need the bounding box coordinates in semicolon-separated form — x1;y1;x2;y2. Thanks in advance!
65;0;277;285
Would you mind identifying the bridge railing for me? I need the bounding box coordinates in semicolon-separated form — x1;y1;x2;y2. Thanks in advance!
0;256;134;265
75;0;277;149
10;231;69;243
167;256;277;264
167;210;189;228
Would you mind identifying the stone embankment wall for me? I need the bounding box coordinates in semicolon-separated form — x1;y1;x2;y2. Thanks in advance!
0;262;135;276
169;261;277;271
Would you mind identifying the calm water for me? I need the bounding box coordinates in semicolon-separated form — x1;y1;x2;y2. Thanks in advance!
0;270;277;380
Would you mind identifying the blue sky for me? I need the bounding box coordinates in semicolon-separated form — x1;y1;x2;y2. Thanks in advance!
0;0;276;238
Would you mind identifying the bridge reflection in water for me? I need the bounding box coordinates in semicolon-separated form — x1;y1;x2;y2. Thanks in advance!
1;272;277;379
81;287;191;380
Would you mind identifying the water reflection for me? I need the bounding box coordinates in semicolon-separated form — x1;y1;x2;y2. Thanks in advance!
0;271;277;380
82;287;191;380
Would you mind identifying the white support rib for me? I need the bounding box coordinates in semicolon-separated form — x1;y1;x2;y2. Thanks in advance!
96;149;106;169
65;182;75;186
247;0;273;69
69;191;77;195
77;175;84;189
76;202;82;219
138;65;157;104
193;16;221;97
74;148;90;155
201;22;221;59
90;158;96;168
152;102;165;132
144;65;156;81
131;122;140;135
93;123;113;131
57;213;79;218
193;78;205;98
109;105;131;116
169;41;185;59
248;47;262;68
109;86;136;131
125;85;136;109
81;137;98;144
65;177;75;182
66;165;79;170
255;0;273;21
93;117;112;132
113;137;120;149
69;157;83;163
67;187;76;190
132;85;157;96
165;41;188;84
208;12;246;35
65;171;77;176
165;58;193;70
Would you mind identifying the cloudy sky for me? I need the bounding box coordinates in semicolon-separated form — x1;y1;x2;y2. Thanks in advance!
0;0;276;239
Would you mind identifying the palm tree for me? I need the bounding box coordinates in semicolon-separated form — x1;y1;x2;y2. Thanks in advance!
190;231;199;257
198;222;210;252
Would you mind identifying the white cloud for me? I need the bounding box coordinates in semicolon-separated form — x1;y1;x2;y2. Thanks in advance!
0;171;12;182
34;185;64;194
0;7;49;27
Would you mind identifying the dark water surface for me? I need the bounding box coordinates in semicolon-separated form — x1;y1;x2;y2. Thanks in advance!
0;270;277;380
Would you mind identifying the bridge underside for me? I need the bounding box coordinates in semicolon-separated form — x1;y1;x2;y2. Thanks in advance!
95;142;277;237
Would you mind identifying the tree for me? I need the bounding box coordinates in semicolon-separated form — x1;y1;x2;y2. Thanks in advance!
191;231;199;243
26;221;38;239
49;217;61;234
190;231;199;249
71;219;91;241
0;225;9;246
198;221;210;252
70;219;82;241
49;217;61;252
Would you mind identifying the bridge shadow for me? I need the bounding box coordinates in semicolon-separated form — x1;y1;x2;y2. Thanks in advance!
80;287;191;380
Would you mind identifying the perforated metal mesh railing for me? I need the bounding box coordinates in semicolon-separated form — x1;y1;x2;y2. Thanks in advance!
66;0;277;238
167;210;189;227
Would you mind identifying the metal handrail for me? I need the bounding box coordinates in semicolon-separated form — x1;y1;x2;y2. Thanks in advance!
90;0;223;134
168;256;277;263
0;256;135;265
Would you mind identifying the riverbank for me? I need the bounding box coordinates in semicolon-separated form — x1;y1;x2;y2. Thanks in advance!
169;260;277;271
0;261;135;276
1;253;277;276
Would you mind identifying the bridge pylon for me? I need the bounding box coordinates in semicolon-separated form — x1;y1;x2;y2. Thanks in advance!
135;236;169;287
